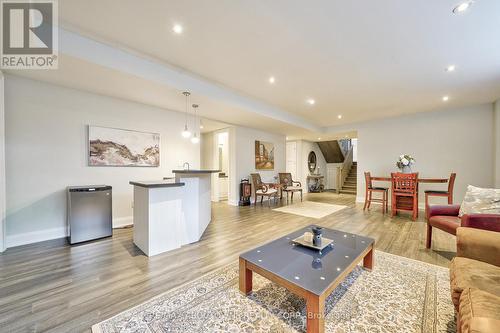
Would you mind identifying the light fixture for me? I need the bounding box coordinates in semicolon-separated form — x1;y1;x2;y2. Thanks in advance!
442;95;450;102
307;99;316;105
191;104;200;144
181;91;191;138
317;137;321;140
199;120;204;129
445;65;456;72
191;135;200;144
172;24;183;34
269;76;275;84
453;1;473;14
337;114;342;119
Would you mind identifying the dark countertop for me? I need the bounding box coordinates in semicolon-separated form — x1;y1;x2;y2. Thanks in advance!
172;169;220;174
129;180;185;188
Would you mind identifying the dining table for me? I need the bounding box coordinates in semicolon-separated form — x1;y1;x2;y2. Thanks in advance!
370;177;448;183
369;176;449;218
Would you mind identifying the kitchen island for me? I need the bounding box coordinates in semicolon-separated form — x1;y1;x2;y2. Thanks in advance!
130;170;219;257
130;180;185;256
171;169;220;244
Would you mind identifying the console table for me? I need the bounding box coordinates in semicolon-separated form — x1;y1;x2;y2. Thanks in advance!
307;175;324;193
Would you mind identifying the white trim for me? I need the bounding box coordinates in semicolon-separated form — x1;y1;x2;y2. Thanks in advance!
228;199;239;206
113;216;133;228
6;226;68;248
6;216;133;249
0;71;5;252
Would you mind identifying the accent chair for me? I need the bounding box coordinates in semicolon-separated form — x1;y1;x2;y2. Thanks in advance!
426;204;500;249
250;173;278;206
278;172;303;202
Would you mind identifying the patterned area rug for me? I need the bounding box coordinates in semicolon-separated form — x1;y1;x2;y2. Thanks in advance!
273;201;348;219
92;251;455;333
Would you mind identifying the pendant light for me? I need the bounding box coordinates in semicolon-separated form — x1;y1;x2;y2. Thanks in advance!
181;91;192;138
191;104;200;144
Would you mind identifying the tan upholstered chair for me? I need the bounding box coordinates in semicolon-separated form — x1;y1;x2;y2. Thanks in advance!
278;172;302;202
250;173;278;206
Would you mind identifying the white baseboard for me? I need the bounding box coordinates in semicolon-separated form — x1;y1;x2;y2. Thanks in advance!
228;199;239;206
113;216;133;228
6;226;68;248
6;216;134;248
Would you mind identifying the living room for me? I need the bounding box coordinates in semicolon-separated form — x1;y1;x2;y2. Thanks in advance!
0;1;499;332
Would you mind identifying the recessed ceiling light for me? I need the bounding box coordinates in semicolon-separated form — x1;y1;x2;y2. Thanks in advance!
442;95;450;102
307;99;316;105
317;137;321;140
337;114;342;119
172;24;183;34
453;1;473;14
446;65;456;72
269;76;275;84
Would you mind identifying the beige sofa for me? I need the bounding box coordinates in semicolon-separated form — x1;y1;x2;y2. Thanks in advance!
450;227;500;333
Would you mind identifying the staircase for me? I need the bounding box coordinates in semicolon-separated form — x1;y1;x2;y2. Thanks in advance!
339;162;357;195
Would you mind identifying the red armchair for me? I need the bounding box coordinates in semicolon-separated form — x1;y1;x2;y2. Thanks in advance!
426;204;500;249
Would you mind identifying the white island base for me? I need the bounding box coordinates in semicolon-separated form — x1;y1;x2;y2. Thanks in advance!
174;171;213;244
130;170;218;257
131;182;186;256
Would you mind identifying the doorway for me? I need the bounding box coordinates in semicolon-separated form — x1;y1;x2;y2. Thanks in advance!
216;132;229;201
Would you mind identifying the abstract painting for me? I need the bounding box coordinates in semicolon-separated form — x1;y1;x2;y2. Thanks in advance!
255;140;274;170
89;126;160;167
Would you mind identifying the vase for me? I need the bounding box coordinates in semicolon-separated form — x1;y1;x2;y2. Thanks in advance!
312;226;323;246
401;166;412;173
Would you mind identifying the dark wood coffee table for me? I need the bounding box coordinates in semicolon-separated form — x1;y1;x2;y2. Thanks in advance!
239;225;375;333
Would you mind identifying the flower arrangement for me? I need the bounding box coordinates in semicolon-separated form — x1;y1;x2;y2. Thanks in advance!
396;154;415;171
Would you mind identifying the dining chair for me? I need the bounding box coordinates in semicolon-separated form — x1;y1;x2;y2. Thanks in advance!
363;172;389;213
278;172;303;203
250;173;278;206
391;172;419;221
424;173;456;218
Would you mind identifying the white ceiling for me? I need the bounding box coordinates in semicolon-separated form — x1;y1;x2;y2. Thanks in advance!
8;0;500;139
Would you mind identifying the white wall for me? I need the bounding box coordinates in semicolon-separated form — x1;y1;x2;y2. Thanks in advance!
4;75;200;247
494;99;500;188
201;132;214;170
0;72;5;252
293;140;328;192
230;126;285;205
355;104;495;206
326;163;343;190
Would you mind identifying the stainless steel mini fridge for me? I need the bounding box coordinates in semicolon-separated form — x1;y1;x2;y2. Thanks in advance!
67;185;112;244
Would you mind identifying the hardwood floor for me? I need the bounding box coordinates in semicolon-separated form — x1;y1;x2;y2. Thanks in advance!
0;193;456;333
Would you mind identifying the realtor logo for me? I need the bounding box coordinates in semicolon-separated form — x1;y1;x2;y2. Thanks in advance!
1;0;58;69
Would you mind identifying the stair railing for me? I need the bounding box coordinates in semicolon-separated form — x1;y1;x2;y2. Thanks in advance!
336;146;354;193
